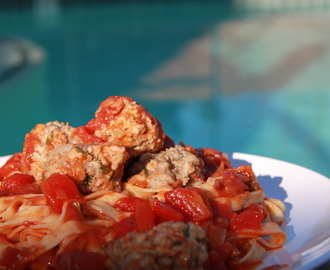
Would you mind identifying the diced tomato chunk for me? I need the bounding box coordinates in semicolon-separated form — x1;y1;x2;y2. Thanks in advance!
164;187;213;223
1;173;34;188
214;172;248;197
0;173;40;196
151;198;184;222
0;246;19;268
216;242;235;261
190;187;213;211
204;242;234;270
0;153;22;180
64;203;84;222
112;215;136;238
204;250;225;270
0;184;40;197
209;199;233;219
245;203;268;219
57;249;106;270
74;126;105;143
231;165;255;181
0;246;29;270
87;96;125;131
60;229;109;254
199;218;214;232
40;173;85;215
207;224;227;251
29;249;58;270
196;147;232;178
22;133;40;172
230;210;263;232
114;196;147;212
113;197;155;236
134;200;155;233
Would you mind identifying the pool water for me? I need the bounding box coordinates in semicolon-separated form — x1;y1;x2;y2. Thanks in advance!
1;1;330;180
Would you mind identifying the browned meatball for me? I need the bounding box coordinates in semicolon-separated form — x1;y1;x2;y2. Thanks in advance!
42;143;129;193
21;121;130;194
127;145;204;189
21;121;82;179
105;221;208;270
85;96;165;156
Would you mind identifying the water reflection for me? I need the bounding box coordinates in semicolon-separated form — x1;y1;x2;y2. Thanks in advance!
1;2;330;179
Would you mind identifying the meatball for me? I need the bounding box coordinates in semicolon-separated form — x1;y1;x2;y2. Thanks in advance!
105;221;208;270
21;121;82;179
126;145;204;189
39;143;129;193
85;96;165;156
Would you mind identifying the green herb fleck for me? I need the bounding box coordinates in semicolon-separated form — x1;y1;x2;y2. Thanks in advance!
75;146;87;154
84;175;93;185
143;168;149;177
100;164;110;174
46;137;51;145
45;131;55;145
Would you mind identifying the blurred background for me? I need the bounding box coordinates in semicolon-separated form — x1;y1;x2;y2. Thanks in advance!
1;0;330;180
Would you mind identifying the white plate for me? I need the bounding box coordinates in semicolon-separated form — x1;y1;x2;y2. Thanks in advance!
1;153;330;270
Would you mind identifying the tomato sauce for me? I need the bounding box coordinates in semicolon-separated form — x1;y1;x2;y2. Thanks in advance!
40;173;85;221
22;132;40;172
0;153;22;179
230;210;263;232
87;96;126;131
74;126;105;143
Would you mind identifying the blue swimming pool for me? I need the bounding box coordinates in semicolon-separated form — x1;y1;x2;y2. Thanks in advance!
1;1;330;180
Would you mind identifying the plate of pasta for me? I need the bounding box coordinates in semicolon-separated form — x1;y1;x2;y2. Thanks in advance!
0;95;329;270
